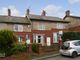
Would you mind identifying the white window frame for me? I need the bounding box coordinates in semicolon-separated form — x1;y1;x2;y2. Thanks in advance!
26;34;29;40
14;24;18;31
33;34;44;44
57;23;64;29
18;36;22;43
14;24;23;32
26;34;30;44
37;23;45;30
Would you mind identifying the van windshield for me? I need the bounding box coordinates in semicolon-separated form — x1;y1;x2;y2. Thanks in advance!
61;42;70;49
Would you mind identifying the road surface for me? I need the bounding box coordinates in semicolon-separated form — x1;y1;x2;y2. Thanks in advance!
41;55;80;60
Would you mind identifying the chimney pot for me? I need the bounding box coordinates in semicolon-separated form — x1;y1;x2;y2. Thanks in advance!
65;10;70;16
25;9;30;17
27;9;30;15
41;10;46;16
8;9;11;16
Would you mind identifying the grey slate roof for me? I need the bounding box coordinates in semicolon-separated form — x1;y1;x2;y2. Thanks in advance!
0;16;31;24
63;15;80;20
67;16;80;19
27;14;69;23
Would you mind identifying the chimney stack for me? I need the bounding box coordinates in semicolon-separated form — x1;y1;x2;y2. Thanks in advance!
8;9;11;16
41;10;46;16
27;9;30;15
65;10;70;16
25;9;30;17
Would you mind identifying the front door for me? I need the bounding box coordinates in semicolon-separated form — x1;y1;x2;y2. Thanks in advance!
53;33;58;43
47;37;51;46
34;34;44;46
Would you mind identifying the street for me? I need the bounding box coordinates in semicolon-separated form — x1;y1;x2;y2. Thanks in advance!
40;55;80;60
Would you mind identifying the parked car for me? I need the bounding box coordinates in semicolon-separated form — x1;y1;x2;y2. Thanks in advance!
59;40;80;58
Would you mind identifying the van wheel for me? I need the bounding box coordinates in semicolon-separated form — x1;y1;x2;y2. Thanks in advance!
72;51;77;58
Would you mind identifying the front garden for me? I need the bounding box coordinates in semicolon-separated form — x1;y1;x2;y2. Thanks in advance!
0;30;30;60
1;30;78;59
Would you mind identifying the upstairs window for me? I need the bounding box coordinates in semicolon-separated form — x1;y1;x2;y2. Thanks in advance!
37;23;45;30
56;23;64;29
14;24;23;32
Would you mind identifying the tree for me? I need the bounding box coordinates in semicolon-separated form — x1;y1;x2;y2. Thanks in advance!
0;30;17;56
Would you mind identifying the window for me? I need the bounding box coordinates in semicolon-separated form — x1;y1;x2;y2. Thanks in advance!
61;42;70;49
57;23;64;29
18;36;22;43
26;35;29;40
26;35;30;44
14;25;18;31
63;42;70;47
37;23;45;30
38;36;41;43
33;34;44;44
74;41;80;46
14;24;23;32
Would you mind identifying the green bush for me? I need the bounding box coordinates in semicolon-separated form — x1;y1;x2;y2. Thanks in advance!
0;30;17;56
32;43;38;53
62;32;80;42
11;44;27;54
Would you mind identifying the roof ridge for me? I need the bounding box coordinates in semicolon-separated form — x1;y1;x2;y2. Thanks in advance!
0;15;26;18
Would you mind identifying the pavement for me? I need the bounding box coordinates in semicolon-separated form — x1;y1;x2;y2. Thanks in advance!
32;53;60;60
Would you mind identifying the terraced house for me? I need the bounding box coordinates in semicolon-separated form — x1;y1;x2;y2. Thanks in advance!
0;9;31;44
0;9;70;46
26;9;69;46
64;10;80;32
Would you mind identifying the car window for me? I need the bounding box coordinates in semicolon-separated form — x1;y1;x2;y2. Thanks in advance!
74;41;80;46
78;41;80;45
63;42;70;47
61;42;70;49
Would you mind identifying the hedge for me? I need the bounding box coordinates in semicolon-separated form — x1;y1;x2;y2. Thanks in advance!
62;32;80;42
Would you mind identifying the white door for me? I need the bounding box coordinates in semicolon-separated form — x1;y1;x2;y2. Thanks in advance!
53;33;58;43
47;37;51;46
41;36;44;46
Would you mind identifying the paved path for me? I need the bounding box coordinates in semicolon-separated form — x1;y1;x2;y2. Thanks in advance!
32;53;59;60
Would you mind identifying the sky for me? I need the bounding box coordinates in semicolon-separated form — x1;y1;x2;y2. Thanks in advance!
0;0;80;18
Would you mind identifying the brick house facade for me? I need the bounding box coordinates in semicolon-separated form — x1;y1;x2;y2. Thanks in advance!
63;10;80;32
0;9;32;44
26;9;69;46
1;9;80;46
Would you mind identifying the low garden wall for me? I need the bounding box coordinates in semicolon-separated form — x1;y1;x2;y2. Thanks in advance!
0;43;60;60
39;43;59;55
0;44;32;60
32;43;60;56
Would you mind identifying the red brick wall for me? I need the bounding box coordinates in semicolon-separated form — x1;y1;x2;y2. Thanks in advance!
68;26;80;32
32;29;67;45
14;28;68;45
15;32;33;43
